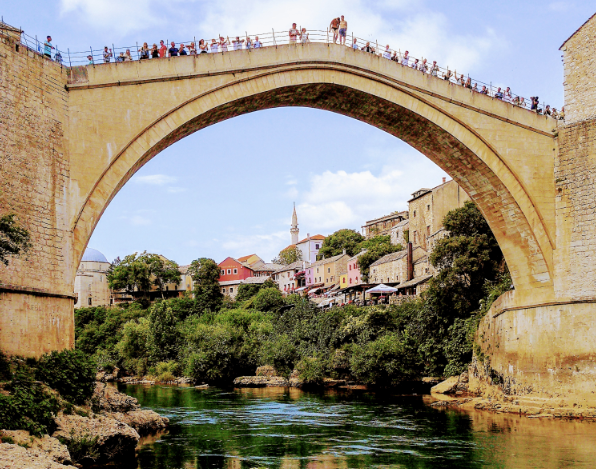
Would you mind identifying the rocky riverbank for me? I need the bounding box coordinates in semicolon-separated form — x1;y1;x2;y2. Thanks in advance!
430;368;596;420
0;382;168;468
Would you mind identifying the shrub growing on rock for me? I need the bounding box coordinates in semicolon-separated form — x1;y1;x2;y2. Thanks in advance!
35;350;96;405
0;371;60;436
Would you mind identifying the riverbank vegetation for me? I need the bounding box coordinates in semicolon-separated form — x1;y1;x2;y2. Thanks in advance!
77;202;509;387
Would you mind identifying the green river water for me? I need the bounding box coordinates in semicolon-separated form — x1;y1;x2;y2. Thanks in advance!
117;384;596;469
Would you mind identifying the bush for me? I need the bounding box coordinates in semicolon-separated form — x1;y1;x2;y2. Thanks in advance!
35;350;96;405
259;334;297;378
0;372;60;436
296;357;326;386
349;332;419;386
0;351;11;381
155;361;180;382
250;288;284;312
181;321;247;382
147;302;179;363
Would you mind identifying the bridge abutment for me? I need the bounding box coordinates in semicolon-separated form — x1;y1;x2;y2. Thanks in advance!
0;28;75;356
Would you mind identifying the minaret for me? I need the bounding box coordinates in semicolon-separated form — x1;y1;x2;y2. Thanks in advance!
291;203;299;245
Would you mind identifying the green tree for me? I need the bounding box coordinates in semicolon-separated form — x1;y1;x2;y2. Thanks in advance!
107;252;180;299
236;278;278;302
427;201;504;319
272;246;303;265
107;252;151;297
143;253;181;298
357;235;403;282
147;301;179;363
318;229;364;259
0;213;31;266
189;258;223;312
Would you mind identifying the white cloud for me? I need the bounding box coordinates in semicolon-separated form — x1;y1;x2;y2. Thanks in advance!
296;155;447;231
167;187;187;193
130;215;152;226
134;174;177;185
548;1;572;11
222;231;289;263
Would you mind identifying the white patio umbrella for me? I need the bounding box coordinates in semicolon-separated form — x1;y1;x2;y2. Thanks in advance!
365;284;398;294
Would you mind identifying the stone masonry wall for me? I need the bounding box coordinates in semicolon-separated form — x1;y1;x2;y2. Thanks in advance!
554;119;596;299
561;14;596;125
0;31;74;356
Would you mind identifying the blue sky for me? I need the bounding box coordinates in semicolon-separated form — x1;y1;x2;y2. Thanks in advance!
4;1;593;265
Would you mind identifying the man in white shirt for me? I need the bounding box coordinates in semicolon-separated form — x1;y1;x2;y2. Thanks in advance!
383;45;391;59
401;51;409;66
289;23;299;44
253;36;263;48
232;37;245;50
352;38;358;49
210;39;219;53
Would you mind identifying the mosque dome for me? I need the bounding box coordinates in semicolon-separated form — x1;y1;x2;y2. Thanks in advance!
81;248;109;263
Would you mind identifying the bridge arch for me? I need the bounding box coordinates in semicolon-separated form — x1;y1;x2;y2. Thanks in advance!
70;56;555;300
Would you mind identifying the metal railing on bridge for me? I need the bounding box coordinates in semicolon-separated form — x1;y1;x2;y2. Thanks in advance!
0;20;560;117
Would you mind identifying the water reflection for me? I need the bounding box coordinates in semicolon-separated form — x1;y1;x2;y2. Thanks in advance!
117;384;596;469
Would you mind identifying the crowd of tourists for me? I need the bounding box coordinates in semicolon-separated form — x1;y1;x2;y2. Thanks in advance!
42;16;562;119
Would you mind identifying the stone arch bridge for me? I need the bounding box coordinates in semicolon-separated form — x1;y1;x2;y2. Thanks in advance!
2;31;596;405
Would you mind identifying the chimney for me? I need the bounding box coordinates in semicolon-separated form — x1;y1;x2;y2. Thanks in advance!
406;242;414;281
442;177;446;184
343;249;346;255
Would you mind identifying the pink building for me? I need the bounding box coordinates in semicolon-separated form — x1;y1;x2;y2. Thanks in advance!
347;250;366;286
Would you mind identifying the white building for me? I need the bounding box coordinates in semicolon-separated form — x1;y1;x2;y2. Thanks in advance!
74;248;112;308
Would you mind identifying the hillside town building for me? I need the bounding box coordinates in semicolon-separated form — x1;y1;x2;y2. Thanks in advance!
362;211;408;238
408;178;470;252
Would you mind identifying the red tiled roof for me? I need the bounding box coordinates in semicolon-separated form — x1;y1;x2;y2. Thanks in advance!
237;254;257;262
297;234;326;244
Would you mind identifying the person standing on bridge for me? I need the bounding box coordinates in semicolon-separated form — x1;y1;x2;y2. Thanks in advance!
289;23;299;43
232;37;245;50
210;39;219;53
103;46;112;63
430;61;439;77
44;36;54;59
168;42;179;57
361;41;374;53
159;40;167;58
151;44;159;58
301;28;309;43
382;45;391;59
443;68;452;81
401;51;409;66
352;37;359;49
199;39;208;53
330;17;340;43
338;16;348;45
253;36;263;48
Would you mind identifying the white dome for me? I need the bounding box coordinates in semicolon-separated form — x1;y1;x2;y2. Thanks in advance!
81;248;109;263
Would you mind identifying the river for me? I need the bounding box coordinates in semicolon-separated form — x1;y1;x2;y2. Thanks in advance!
117;383;596;469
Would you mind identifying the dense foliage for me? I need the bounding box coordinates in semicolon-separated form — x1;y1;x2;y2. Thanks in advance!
0;350;96;436
188;258;223;312
317;229;364;259
107;251;181;298
272;246;303;265
73;201;508;387
0;213;31;266
35;350;96;404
